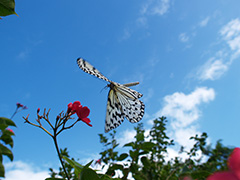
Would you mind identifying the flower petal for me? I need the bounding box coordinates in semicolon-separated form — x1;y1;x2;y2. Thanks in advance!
16;102;23;108
76;106;90;119
73;101;81;110
207;172;239;180
67;103;74;114
81;106;90;118
229;147;240;179
81;118;92;127
73;101;83;115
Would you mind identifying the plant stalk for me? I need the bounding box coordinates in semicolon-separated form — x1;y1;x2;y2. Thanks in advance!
53;135;70;180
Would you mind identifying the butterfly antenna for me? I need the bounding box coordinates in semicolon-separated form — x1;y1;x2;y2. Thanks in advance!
100;85;108;93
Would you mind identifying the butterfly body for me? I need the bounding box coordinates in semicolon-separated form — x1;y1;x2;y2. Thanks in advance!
77;58;145;132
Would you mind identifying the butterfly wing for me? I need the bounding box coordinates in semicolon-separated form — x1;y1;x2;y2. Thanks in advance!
77;58;111;82
115;83;143;99
105;87;124;133
114;84;145;123
123;82;139;87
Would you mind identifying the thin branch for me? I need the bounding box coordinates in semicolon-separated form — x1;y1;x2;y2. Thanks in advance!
56;119;79;136
23;115;53;137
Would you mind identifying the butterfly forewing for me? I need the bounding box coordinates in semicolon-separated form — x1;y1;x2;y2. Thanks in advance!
77;58;111;82
114;83;143;99
123;82;139;87
105;88;124;132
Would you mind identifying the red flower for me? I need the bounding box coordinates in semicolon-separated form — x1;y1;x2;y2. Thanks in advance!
76;106;91;126
67;101;92;127
207;147;240;180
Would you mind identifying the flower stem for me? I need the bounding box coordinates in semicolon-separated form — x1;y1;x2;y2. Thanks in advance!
10;107;18;119
53;134;70;180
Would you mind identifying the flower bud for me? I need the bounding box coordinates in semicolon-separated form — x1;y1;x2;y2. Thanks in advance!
67;103;73;114
16;102;24;108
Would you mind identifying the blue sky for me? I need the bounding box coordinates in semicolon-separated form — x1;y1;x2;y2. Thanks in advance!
1;0;240;179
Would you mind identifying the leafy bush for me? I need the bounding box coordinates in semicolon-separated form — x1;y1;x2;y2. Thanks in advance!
48;117;234;180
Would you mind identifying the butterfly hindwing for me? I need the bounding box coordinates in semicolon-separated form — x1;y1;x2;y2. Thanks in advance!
77;58;111;82
105;88;124;133
114;83;145;123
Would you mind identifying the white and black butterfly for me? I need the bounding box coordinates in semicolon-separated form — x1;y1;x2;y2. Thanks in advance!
77;58;145;132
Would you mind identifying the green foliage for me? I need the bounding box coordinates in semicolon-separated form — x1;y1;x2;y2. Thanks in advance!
0;117;16;177
99;130;119;166
0;117;16;130
98;117;234;180
0;0;18;18
48;148;79;180
48;148;119;180
49;117;234;180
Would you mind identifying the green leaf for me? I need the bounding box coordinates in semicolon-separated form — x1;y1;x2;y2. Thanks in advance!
0;134;14;148
0;144;13;161
0;162;4;177
62;156;83;175
132;174;142;180
106;167;115;176
0;117;16;130
141;142;155;151
123;142;134;148
0;0;18;17
111;164;123;171
84;160;93;168
135;132;144;142
80;168;100;180
1;129;14;148
191;170;212;179
130;164;138;173
129;150;138;159
62;156;83;168
98;173;121;180
117;153;128;161
141;156;150;167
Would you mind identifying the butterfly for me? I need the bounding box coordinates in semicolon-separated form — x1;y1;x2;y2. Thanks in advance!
77;58;145;132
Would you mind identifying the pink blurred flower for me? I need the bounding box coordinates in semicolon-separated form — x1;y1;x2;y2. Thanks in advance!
6;128;14;134
16;102;23;108
207;147;240;180
95;159;101;165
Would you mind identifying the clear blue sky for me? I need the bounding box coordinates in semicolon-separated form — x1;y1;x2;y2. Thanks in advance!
1;0;240;179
